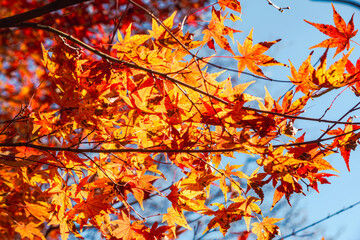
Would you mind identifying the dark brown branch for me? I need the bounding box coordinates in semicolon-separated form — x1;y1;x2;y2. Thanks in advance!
317;101;360;140
204;60;291;83
108;1;131;48
1;127;359;153
0;0;90;28
0;142;242;153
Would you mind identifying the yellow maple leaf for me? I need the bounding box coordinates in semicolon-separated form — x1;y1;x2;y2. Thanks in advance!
14;222;46;240
162;207;192;237
111;211;133;240
25;201;50;222
251;217;283;240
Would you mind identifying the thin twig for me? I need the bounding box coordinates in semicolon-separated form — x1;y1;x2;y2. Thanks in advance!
267;0;291;12
108;0;131;49
317;101;360;141
279;200;360;239
2;127;359;153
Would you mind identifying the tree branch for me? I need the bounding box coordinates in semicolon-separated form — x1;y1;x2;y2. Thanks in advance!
267;0;291;12
280;200;360;239
0;142;242;153
310;0;360;9
317;101;360;140
0;0;90;28
1;128;359;153
15;22;360;126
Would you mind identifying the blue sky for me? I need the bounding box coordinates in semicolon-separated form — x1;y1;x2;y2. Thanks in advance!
230;1;360;239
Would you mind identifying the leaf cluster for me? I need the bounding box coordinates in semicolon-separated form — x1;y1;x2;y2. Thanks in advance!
0;1;360;240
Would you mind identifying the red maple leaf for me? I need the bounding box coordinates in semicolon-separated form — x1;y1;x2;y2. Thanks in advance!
304;3;358;57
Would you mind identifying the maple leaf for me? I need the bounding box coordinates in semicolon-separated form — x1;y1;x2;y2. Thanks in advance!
235;29;286;78
162;207;192;237
111;211;133;240
346;57;360;96
115;23;151;51
132;173;161;210
180;171;220;193
144;222;171;240
203;202;248;236
279;90;310;116
288;48;353;94
257;142;336;208
148;11;177;40
304;3;358;57
217;163;247;201
24;201;50;222
237;231;251;240
327;118;360;171
14;222;46;240
309;172;338;193
271;175;303;209
202;8;241;55
251;217;282;240
246;168;268;202
5;0;360;239
218;0;242;13
230;195;261;231
67;193;114;228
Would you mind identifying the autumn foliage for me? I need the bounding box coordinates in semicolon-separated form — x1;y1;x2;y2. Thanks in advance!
1;0;360;239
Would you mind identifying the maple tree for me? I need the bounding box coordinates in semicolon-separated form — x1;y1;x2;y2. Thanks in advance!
1;0;360;239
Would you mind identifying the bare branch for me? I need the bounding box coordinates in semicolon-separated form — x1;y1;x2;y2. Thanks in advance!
280;200;360;239
267;0;291;12
1;127;359;153
317;101;360;140
0;0;90;28
310;0;360;10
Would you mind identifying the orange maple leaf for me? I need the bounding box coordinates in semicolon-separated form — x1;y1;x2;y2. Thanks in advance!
67;193;114;228
112;212;133;240
327;118;360;171
235;29;286;78
24;201;50;222
218;0;241;13
202;8;241;55
304;3;358;57
14;222;46;240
